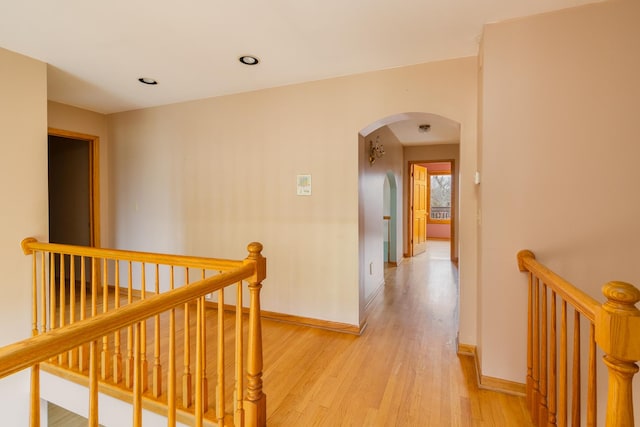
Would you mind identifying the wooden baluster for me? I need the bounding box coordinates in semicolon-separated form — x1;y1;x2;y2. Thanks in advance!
559;300;568;427
48;252;57;364
548;291;558;427
527;271;534;412
235;281;245;427
201;269;208;413
126;261;134;388
571;311;581;427
168;266;177;427
217;289;226;425
596;281;640;427
50;253;56;332
30;252;37;336
79;256;88;371
539;282;549;425
30;364;40;427
195;297;204;427
113;261;122;383
586;324;596;427
101;258;110;380
90;257;99;378
58;254;66;365
152;264;162;398
133;322;142;427
244;242;267;427
532;276;540;424
91;258;98;321
40;252;46;334
89;339;99;427
69;255;77;368
183;267;193;408
140;263;148;392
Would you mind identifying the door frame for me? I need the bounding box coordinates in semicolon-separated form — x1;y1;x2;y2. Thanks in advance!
48;128;101;248
408;159;456;261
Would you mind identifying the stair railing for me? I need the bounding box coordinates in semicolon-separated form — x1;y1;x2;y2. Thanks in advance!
517;250;639;427
0;238;267;427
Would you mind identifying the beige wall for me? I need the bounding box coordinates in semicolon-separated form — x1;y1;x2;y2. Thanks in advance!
107;57;478;329
0;47;48;424
480;0;640;421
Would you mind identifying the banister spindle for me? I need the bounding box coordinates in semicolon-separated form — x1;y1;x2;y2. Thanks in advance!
548;291;558;427
168;266;177;427
58;254;66;365
133;322;142;427
69;255;77;368
571;311;581;427
201;269;209;413
140;262;148;392
195;297;204;427
89;339;99;427
113;261;122;383
50;253;56;332
79;256;88;371
40;252;46;334
596;281;640;427
587;324;596;427
126;261;134;388
30;251;37;336
183;267;193;408
101;258;110;380
152;264;162;398
540;282;549;425
532;276;541;424
559;300;568;427
527;271;534;412
235;280;245;427
216;288;225;425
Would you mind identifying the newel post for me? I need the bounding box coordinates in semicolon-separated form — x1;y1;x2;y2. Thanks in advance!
595;281;640;427
244;242;267;427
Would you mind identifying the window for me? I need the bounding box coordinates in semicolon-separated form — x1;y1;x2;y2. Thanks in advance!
428;171;451;224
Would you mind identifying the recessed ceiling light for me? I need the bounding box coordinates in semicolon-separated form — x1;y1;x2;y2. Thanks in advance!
239;55;259;65
138;77;158;85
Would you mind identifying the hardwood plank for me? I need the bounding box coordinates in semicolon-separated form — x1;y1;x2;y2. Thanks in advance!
260;241;533;426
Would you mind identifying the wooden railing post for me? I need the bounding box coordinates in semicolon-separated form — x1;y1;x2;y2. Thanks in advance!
244;242;267;427
595;281;640;427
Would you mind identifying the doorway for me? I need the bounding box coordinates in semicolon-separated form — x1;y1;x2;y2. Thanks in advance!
408;159;456;261
48;128;100;248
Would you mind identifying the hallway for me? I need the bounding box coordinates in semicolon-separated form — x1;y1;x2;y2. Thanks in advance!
262;240;533;426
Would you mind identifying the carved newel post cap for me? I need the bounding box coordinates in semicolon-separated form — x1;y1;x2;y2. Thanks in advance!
602;281;640;311
247;242;263;258
597;281;640;361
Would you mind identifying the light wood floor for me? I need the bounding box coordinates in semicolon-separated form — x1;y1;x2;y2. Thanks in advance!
49;240;532;426
261;241;533;426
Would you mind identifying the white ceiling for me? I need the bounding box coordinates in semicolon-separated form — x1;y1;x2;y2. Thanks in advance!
0;0;600;116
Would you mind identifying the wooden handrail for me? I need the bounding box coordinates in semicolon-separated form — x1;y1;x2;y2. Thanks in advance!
517;250;599;321
21;238;244;271
0;264;253;380
517;249;640;427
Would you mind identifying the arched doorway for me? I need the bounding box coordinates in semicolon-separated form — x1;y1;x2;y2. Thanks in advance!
358;111;460;324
